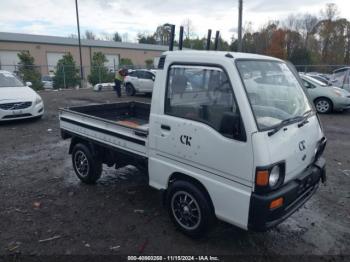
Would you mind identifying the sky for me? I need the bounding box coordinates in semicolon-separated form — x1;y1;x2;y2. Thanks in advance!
0;0;350;43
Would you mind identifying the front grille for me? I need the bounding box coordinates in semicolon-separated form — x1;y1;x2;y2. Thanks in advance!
2;113;32;119
0;101;32;110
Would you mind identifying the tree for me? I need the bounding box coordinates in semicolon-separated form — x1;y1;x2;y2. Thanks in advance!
113;32;122;42
145;59;153;69
137;33;157;44
181;18;195;40
120;58;133;67
17;51;42;90
53;53;79;89
85;30;96;40
154;23;172;45
266;29;287;59
88;52;114;85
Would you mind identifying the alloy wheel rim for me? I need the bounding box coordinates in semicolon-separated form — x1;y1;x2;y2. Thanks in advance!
74;150;89;177
316;100;329;113
171;191;201;230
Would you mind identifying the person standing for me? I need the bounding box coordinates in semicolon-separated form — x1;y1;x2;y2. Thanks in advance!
114;68;126;97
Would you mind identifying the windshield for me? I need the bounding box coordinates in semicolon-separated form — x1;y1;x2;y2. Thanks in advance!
305;75;327;86
236;60;311;130
0;72;24;87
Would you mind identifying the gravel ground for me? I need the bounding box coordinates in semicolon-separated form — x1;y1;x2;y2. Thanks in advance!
0;89;349;259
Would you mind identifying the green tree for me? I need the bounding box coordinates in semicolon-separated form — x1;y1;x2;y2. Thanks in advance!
17;51;42;90
137;33;157;44
53;53;79;89
145;59;153;69
120;58;133;67
88;52;113;85
113;32;122;42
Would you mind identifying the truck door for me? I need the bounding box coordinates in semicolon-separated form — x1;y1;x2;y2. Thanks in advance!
152;64;253;186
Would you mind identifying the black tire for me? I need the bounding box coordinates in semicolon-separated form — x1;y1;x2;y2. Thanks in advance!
72;143;102;184
125;83;135;96
314;98;333;114
166;180;215;238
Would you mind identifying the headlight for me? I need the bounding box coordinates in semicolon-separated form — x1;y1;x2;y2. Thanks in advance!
35;96;42;105
332;90;346;97
255;162;285;193
269;166;280;187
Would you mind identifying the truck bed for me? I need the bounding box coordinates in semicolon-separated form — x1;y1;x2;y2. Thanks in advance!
59;101;150;157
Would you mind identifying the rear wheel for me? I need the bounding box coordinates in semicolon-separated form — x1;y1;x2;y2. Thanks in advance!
315;98;332;114
166;180;215;238
125;83;135;96
72;143;102;184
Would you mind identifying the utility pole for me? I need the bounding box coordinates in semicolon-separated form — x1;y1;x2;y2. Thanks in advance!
238;0;243;52
75;0;84;88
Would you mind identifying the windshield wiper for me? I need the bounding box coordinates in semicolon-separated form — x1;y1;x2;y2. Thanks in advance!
297;110;313;128
267;116;303;136
267;110;313;137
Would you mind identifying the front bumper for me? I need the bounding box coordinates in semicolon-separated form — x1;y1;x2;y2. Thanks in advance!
248;157;326;231
0;102;44;121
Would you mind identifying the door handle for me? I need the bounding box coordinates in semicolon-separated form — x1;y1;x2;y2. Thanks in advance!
161;124;171;131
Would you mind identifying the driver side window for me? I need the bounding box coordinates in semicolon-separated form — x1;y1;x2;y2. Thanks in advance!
165;65;241;139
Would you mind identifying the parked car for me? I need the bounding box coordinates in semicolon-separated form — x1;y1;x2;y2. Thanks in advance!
0;70;44;121
299;74;350;113
307;74;333;86
60;51;327;236
41;75;53;89
331;67;350;91
124;69;155;96
93;82;115;92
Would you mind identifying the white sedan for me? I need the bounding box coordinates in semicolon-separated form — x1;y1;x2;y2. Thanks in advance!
0;70;44;121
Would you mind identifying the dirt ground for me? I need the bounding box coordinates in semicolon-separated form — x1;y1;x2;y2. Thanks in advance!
0;89;349;259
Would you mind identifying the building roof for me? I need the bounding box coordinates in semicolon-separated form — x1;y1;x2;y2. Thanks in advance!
0;32;170;52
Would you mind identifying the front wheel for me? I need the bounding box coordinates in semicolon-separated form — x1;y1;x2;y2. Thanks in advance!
166;180;215;238
72;143;102;184
315;98;332;114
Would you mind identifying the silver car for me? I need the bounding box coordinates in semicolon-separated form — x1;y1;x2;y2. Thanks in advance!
300;74;350;113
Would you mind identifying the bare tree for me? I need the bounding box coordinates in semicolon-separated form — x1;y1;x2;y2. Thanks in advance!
122;33;129;42
181;18;195;40
321;3;339;21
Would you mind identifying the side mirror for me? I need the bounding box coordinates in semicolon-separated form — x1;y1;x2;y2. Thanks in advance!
152;76;155;81
26;81;32;87
220;112;246;141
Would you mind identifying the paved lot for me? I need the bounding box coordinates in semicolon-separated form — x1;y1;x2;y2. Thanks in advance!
0;89;349;257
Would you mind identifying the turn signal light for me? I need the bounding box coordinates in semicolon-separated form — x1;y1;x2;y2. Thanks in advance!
270;197;284;209
256;170;269;186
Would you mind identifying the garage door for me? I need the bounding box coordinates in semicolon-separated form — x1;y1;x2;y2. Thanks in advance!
47;52;65;74
0;51;20;72
105;54;119;71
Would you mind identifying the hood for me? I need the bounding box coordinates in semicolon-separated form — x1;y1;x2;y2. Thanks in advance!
0;86;38;103
266;115;324;183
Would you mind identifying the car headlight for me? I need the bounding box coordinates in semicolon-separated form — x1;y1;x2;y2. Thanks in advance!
332;90;346;97
35;96;42;105
255;162;285;193
269;166;280;187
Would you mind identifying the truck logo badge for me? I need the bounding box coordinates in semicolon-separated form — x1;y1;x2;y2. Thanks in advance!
299;140;306;151
180;135;192;146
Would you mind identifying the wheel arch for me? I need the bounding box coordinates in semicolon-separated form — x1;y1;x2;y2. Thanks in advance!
313;96;334;107
69;136;95;155
166;172;215;213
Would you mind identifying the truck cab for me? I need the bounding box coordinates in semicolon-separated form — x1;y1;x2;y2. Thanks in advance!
60;51;326;237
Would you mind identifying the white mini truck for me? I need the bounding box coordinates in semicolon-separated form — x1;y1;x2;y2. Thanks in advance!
59;51;327;236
